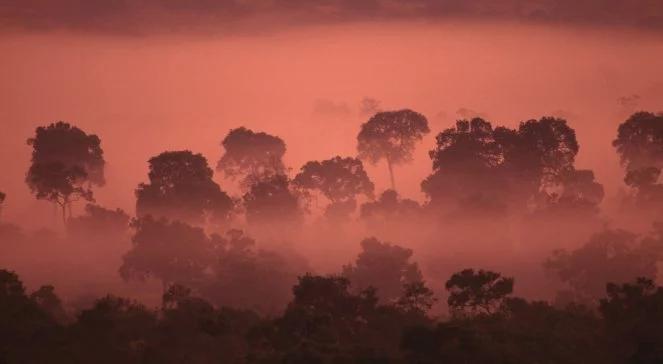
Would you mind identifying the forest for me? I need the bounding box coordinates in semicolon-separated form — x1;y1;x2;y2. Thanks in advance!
1;109;663;363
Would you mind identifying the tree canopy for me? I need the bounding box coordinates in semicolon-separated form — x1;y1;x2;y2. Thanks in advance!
136;151;234;225
217;127;286;187
445;268;514;316
343;237;424;303
242;174;304;226
357;109;430;189
294;156;374;219
25;122;105;223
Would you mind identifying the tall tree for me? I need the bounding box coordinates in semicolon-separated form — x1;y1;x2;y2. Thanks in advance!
357;109;429;190
136;151;233;225
25;122;105;223
293;156;374;219
217;127;286;187
422;118;505;215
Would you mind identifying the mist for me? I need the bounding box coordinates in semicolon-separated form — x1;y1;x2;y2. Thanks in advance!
1;15;663;364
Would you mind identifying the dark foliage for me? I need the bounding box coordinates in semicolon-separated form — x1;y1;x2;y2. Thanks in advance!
217;127;287;188
136;151;234;225
294;156;374;220
343;237;425;303
25;122;105;223
242;174;305;227
357;109;430;190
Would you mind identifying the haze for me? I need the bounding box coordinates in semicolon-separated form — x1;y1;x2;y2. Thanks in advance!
1;5;663;362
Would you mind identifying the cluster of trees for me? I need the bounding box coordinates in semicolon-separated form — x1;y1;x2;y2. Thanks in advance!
12;111;663;231
2;109;663;362
2;265;662;363
15;111;663;232
422;116;604;217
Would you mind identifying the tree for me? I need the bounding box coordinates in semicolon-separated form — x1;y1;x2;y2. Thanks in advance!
217;127;286;187
357;109;430;190
120;216;215;290
397;281;437;314
613;112;663;172
343;237;423;303
248;274;388;363
0;191;5;219
201;229;302;313
67;204;130;238
293;156;374;220
26;122;105;223
136;151;233;225
600;278;663;364
423;116;584;216
242;174;304;226
535;168;605;216
158;283;260;363
30;285;67;323
360;189;421;224
0;269;63;363
613;112;663;208
70;295;157;364
422;118;508;215
624;167;663;207
545;228;663;303
445;269;514;316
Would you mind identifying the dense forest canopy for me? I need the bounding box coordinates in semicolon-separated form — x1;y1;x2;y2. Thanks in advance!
1;109;663;363
1;4;663;360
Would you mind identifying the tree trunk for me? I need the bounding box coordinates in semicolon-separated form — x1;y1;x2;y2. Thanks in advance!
61;203;67;226
387;158;396;191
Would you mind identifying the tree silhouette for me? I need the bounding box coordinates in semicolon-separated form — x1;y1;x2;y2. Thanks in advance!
67;204;130;238
397;281;437;314
136;151;233;225
545;228;663;302
242;174;304;226
71;295;157;364
422;118;507;215
26;122;105;224
201;229;301;312
0;192;5;219
536;168;605;216
29;285;67;323
120;216;215;290
343;237;423;303
217;127;286;187
613;112;663;172
423;117;584;216
600;278;663;364
445;268;514;316
359;189;421;224
0;269;63;363
613;112;663;207
293;156;374;220
357;109;429;190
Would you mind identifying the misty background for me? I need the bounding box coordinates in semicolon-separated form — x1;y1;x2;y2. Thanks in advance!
1;2;663;313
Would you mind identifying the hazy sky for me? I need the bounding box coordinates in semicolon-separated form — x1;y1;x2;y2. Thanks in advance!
1;4;663;227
